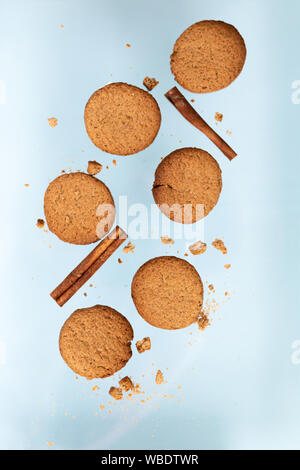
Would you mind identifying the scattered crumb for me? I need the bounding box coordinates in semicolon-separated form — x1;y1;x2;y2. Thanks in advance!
87;160;102;176
36;218;45;229
215;112;223;122
184;253;188;257
119;376;133;392
126;43;131;48
118;258;122;264
99;405;105;410
123;241;135;254
112;159;117;166
109;387;123;400
188;240;207;256
212;239;227;255
155;370;164;385
48;117;58;128
198;315;210;331
46;441;53;447
92;385;99;392
224;264;231;269
160;236;174;245
24;184;30;187
143;76;159;91
226;130;232;135
106;165;109;170
83;292;87;297
191;99;195;103
60;24;64;29
208;284;214;291
136;337;151;354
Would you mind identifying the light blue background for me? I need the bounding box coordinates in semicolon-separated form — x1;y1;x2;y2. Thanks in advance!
0;0;299;450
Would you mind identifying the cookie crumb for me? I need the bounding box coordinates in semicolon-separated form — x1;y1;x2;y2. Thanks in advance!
191;99;195;103
92;385;99;392
208;284;214;291
212;238;227;254
87;160;102;175
112;159;117;166
48;117;58;128
188;240;207;256
224;264;231;269
60;24;64;29
160;236;174;245
143;76;159;91
46;441;53;447
215;112;223;122
126;43;131;48
198;315;210;331
36;218;45;229
155;370;164;385
226;130;232;135
24;184;30;187
118;258;122;264
109;386;123;400
136;337;151;354
123;241;135;254
119;376;133;392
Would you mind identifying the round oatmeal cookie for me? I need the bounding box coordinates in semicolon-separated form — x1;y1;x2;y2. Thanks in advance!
170;20;246;93
59;305;134;379
84;82;161;155
44;172;115;245
152;147;222;224
131;256;203;330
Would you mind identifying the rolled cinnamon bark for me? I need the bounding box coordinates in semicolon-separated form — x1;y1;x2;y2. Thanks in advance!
165;86;237;161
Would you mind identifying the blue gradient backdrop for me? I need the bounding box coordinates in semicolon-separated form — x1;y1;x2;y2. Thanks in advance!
0;0;299;450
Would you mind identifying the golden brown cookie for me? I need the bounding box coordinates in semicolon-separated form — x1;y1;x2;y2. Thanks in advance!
171;20;246;93
59;305;134;379
152;148;222;224
131;256;203;330
44;172;115;245
84;82;161;155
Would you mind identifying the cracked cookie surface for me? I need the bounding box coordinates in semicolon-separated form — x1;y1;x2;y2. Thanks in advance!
44;172;115;245
59;305;134;379
152;148;222;223
132;256;203;330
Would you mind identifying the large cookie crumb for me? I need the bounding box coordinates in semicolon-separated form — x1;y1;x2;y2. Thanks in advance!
155;370;164;385
198;315;210;331
215;112;223;122
48;117;58;128
189;240;207;255
212;239;227;254
87;160;102;176
136;337;151;354
36;218;45;229
109;386;123;400
143;76;159;91
119;376;133;392
123;241;135;254
161;236;174;245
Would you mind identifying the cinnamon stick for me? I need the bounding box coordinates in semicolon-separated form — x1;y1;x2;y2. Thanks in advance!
50;225;127;307
165;87;237;161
